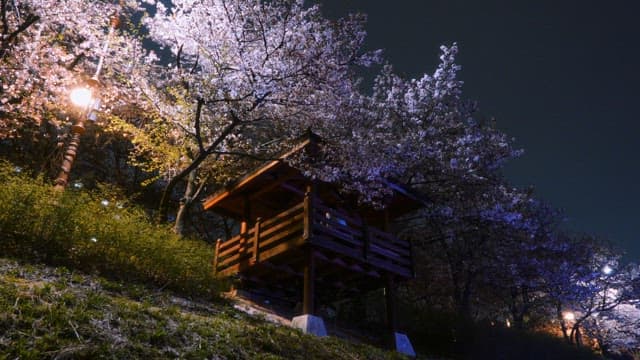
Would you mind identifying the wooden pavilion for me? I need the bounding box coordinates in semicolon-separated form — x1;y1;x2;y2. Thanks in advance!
203;135;421;353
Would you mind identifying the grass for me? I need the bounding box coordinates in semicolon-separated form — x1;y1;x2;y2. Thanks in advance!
0;258;403;359
0;161;221;298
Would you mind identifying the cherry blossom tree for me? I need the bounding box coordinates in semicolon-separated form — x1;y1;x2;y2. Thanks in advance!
135;0;383;230
584;299;640;356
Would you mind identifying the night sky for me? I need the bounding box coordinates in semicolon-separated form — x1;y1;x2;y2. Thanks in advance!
318;1;640;262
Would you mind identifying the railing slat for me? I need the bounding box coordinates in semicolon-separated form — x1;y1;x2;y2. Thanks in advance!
213;238;221;275
252;217;262;264
368;243;411;266
258;223;304;250
260;202;304;228
313;212;364;238
314;225;363;248
313;235;362;259
259;213;304;242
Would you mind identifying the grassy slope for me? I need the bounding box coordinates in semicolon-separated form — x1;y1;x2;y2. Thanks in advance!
0;258;404;360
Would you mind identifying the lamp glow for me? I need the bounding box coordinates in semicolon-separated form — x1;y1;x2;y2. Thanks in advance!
69;87;93;108
563;312;575;321
602;265;613;275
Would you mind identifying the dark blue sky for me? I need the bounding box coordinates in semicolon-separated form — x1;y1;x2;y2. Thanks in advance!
319;1;640;261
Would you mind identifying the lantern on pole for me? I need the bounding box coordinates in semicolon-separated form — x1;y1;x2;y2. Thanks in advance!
53;12;119;190
53;77;101;190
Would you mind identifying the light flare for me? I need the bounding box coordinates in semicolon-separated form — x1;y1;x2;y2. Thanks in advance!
69;87;93;108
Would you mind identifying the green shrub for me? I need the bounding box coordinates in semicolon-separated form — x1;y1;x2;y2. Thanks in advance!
0;161;222;298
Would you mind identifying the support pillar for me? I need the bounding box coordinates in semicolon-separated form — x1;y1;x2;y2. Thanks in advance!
386;274;416;357
292;247;327;337
303;247;315;315
385;274;398;339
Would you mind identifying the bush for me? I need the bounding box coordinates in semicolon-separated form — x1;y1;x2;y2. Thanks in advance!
0;161;222;298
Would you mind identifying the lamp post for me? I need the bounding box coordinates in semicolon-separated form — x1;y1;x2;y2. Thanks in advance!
53;78;100;190
53;14;119;190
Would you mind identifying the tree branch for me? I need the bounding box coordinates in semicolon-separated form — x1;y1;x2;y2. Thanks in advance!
193;98;205;153
1;13;39;54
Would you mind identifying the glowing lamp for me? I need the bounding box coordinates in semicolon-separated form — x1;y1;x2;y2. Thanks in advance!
563;311;575;321
602;265;613;275
70;87;94;108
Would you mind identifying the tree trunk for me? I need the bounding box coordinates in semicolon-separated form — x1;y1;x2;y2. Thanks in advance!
157;113;240;223
556;303;571;343
157;150;208;223
173;169;197;235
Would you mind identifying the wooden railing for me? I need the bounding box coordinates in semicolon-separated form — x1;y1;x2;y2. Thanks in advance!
214;203;305;275
213;197;413;278
311;202;413;278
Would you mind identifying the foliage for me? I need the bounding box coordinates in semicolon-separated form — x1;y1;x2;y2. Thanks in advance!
0;161;220;298
0;258;402;359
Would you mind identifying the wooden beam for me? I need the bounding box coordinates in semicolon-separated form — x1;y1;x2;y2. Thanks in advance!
213;238;221;275
252;217;262;264
280;182;305;197
303;247;316;315
261;261;301;277
203;138;312;211
248;172;302;200
303;189;314;240
385;273;398;349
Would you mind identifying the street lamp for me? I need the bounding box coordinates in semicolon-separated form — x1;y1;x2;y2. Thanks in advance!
52;12;119;190
53;77;100;190
69;87;93;108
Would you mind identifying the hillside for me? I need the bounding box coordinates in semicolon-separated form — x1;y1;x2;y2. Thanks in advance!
0;258;404;360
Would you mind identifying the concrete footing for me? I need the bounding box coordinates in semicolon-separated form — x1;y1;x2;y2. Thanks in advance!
394;332;416;357
291;314;327;337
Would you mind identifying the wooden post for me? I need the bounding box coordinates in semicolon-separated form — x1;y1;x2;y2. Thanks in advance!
385;273;398;349
303;248;316;315
239;195;251;255
303;187;314;241
240;194;251;235
213;238;221;275
252;217;262;264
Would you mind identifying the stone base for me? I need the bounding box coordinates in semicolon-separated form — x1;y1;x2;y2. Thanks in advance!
394;332;416;357
291;314;327;337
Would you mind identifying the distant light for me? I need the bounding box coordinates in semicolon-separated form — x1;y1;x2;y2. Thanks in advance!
72;181;83;189
506;319;511;328
602;265;614;275
101;199;110;207
70;87;93;108
563;312;575;321
90;237;98;243
14;166;22;173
